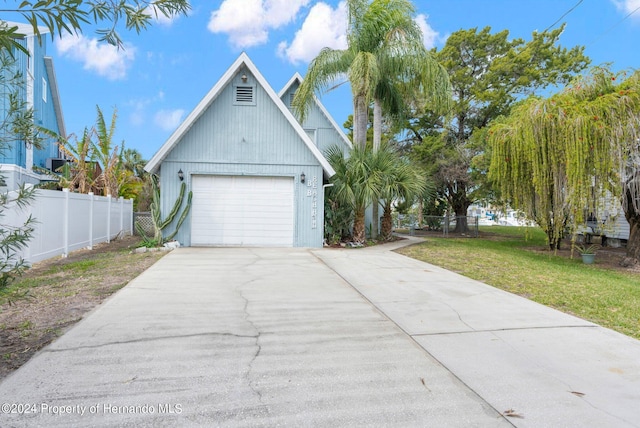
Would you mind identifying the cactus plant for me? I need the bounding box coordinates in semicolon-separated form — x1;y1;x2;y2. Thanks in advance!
136;174;192;246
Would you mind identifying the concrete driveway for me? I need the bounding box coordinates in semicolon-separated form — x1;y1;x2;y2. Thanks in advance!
1;239;639;427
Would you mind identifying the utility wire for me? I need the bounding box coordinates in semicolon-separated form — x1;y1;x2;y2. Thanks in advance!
543;0;583;32
588;4;640;47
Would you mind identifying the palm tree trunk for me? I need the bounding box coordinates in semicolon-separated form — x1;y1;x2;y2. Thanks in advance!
353;206;366;244
353;95;368;149
371;98;382;239
381;201;394;241
373;98;382;151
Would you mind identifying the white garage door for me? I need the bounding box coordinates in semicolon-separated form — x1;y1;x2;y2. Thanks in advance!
191;175;294;246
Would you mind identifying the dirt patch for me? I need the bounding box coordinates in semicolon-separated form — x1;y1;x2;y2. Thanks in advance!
0;236;166;380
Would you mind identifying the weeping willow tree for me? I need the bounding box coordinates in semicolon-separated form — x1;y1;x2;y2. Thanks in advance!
488;67;640;256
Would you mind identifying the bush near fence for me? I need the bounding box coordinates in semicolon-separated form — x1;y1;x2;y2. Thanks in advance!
3;188;134;263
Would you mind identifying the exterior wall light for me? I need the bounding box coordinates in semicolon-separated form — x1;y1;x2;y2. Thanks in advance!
178;169;184;181
300;172;306;183
241;74;248;83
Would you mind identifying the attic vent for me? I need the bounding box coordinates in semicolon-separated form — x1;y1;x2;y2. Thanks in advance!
289;93;295;107
236;86;254;103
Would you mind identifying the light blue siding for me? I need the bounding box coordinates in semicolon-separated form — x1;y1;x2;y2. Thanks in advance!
0;40;28;166
0;33;61;170
159;66;326;247
280;81;351;156
167;69;317;167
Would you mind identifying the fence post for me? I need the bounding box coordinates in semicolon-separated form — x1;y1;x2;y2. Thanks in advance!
119;197;124;236
106;194;112;243
475;215;479;238
88;192;94;249
62;188;69;257
130;198;134;235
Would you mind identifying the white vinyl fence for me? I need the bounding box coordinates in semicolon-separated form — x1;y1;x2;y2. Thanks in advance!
4;188;134;263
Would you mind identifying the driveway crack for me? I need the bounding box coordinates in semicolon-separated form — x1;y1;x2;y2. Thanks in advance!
440;300;475;331
43;331;258;353
236;279;264;403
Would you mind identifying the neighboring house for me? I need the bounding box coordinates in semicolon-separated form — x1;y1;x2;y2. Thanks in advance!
583;192;630;243
0;21;66;190
145;53;348;247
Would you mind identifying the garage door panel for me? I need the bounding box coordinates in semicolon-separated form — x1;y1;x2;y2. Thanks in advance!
191;175;294;246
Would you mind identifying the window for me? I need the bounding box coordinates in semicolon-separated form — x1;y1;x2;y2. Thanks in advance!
42;78;47;102
235;85;254;104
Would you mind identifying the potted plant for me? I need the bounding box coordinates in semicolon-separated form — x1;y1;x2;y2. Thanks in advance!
575;243;599;264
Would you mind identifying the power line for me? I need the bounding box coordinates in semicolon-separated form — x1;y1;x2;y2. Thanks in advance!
543;0;584;32
589;3;640;47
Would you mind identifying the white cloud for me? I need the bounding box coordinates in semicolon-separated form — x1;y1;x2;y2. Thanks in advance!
154;109;185;131
55;34;135;80
415;14;440;49
208;0;311;48
127;92;166;127
278;1;347;65
613;0;640;16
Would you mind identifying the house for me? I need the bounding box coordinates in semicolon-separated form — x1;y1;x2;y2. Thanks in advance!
145;53;352;247
582;192;630;246
0;22;66;190
278;72;352;155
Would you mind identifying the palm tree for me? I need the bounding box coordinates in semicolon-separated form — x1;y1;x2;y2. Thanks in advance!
92;106;123;197
52;127;98;194
369;2;451;237
326;144;382;243
375;144;429;240
122;148;146;178
370;1;451;147
120;148;148;210
294;0;451;149
291;0;393;148
293;0;451;238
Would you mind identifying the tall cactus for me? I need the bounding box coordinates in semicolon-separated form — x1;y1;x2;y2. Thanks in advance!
137;174;192;245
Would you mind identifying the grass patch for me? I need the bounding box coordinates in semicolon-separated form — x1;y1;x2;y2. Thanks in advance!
0;244;137;305
398;226;640;339
0;236;166;380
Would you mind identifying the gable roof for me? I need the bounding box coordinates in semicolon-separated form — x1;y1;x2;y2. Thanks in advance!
279;73;353;150
145;53;335;176
44;57;66;138
3;21;49;37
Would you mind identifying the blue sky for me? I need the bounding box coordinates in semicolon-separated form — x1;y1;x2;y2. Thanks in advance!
31;0;640;159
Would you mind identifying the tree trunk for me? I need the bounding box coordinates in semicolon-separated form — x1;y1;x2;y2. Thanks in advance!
371;202;379;240
541;218;563;251
547;234;561;251
452;198;470;233
371;98;382;239
623;219;640;265
623;182;640;264
353;206;366;244
381;201;394;241
353;95;368;149
373;98;382;151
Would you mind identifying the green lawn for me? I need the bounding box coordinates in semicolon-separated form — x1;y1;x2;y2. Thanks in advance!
397;226;640;339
